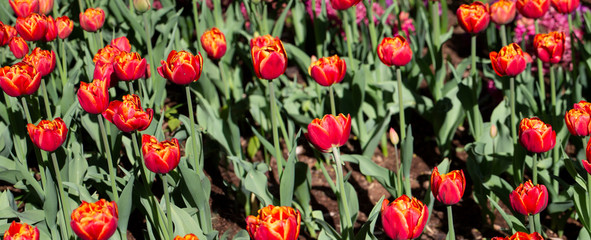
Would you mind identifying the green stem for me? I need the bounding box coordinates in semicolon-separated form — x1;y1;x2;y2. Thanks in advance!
394;145;402;197
396;67;405;140
193;0;201;51
343;12;356;72
162;174;173;239
20;96;48;201
60;39;68;87
431;1;440;48
51;152;73;239
40;80;52;118
447;205;455;240
316;160;336;192
98;116;118;202
128;81;135;95
499;24;507;47
529;214;535;234
532;153;538;185
329;85;336;116
21;97;33;124
143;13;157;105
269;80;283;175
185;85;202;173
510;77;517;144
471;35;477;79
550;65;556;117
587;173;591;223
333;147;353;238
535;20;546;113
98;30;104;49
219;61;230;101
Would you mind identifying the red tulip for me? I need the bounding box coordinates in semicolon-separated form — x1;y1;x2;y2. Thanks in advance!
38;0;53;15
4;25;18;40
306;113;351;152
516;0;550;19
44;15;57;42
381;195;429;240
56;16;73;39
456;1;490;34
430;167;466;205
551;0;580;14
9;0;39;18
0;22;9;46
70;199;118;240
77;79;109;114
16;13;48;42
102;94;154;132
3;221;40;240
9;37;29;59
329;0;362;10
308;55;346;87
23;47;56;77
79;8;105;32
491;0;517;25
26;117;68;152
519;117;556;153
565;101;591;136
93;62;115;86
200;27;227;60
93;45;121;65
110;36;131;52
113;52;147;81
490;43;527;77
250;35;287;80
246;205;301;240
0;62;41;97
533;31;565;64
377;36;413;67
157;50;203;85
142;134;181;174
509;180;548;216
583;140;591;175
174;234;199;240
507;232;544;240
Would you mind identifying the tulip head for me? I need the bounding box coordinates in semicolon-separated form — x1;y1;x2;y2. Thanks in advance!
4;25;18;41
79;8;106;32
456;1;490;34
308;55;346;87
430;167;466;205
507;232;544;240
70;199;118;240
9;37;29;59
491;0;517;25
3;221;40;240
23;47;56;77
174;234;199;240
0;62;41;97
381;195;429;240
113;52;147;81
110;36;131;52
246;205;301;240
43;15;57;42
306;113;351;152
389;128;399;145
518;117;556;153
516;0;550;19
16;13;48;42
9;0;39;18
56;16;74;39
565;105;591;137
93;62;115;86
0;22;9;46
509;180;548;216
102;94;154;132
93;45;121;65
329;0;362;10
201;27;227;60
38;0;53;15
157;50;203;85
142;134;181;174
533;31;565;64
250;35;287;80
77;79;109;114
551;0;579;14
133;0;151;13
377;36;413;67
490;43;527;77
26;117;68;152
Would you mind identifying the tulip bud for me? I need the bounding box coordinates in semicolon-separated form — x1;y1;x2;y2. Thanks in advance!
133;0;151;13
201;27;227;60
533;31;565;64
507;232;544;240
56;16;74;39
174;234;199;240
27;117;68;152
389;127;399;145
77;79;109;114
71;199;118;240
110;36;131;52
23;47;57;77
489;43;527;77
516;0;550;19
44;15;58;42
456;1;490;34
113;51;147;81
430;167;466;205
16;13;48;42
142;134;181;174
518;117;556;153
0;62;41;97
250;35;287;80
9;36;29;59
490;0;517;25
246;205;301;240
102;94;154;132
551;0;580;14
158;50;203;85
306;114;352;152
377;36;413;67
0;22;9;47
3;221;40;240
79;8;106;32
308;55;347;87
509;180;548;216
38;0;54;15
490;124;498;138
329;0;362;10
9;0;39;18
381;195;429;240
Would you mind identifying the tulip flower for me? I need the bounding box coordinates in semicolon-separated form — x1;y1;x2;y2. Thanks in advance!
491;0;517;25
133;0;151;13
329;0;362;10
0;22;9;46
507;232;544;240
56;16;74;39
70;199;118;240
16;13;48;42
0;62;42;97
93;62;115;85
516;0;550;19
3;221;40;240
113;52;147;81
174;234;199;240
456;1;490;34
377;36;413;67
490;43;527;77
582;141;591;175
79;8;106;32
389;128;399;145
44;15;57;42
110;36;131;52
250;35;287;80
102;94;154;132
306;113;351;152
4;25;18;40
200;27;227;60
9;37;29;59
308;55;346;87
381;195;429;240
77;79;109;114
565;107;591;136
551;0;579;14
9;0;39;18
518;117;556;153
142;134;181;174
23;47;56;77
533;31;565;64
157;50;203;85
246;205;301;240
430;167;466;205
93;45;121;65
26;117;68;152
38;0;53;15
510;180;548;216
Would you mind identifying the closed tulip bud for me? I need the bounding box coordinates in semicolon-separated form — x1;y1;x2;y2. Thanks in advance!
9;37;29;59
200;27;227;60
142;134;180;174
0;62;41;97
377;36;413;67
491;0;517;25
381;195;429;240
102;94;154;132
0;22;9;46
3;221;40;240
533;31;565;64
565;108;590;136
113;52;147;81
330;0;362;10
308;55;346;87
71;199;118;240
23;47;56;77
519;117;556;153
77;79;109;114
110;36;131;52
16;13;48;42
516;0;550;19
174;234;199;240
507;232;544;240
56;16;74;39
389;127;399;145
457;1;490;34
246;205;301;240
9;0;39;18
26;117;68;152
551;0;580;14
250;35;287;80
38;0;53;15
44;15;57;42
158;50;203;85
306;113;351;152
490;124;498;138
430;167;466;205
490;43;527;77
93;45;121;65
133;0;151;13
79;8;106;32
509;180;548;216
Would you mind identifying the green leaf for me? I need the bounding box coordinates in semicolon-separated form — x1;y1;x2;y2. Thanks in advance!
117;175;135;234
244;164;274;206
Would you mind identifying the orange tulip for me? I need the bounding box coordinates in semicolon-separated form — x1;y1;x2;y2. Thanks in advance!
308;55;346;87
250;35;287;80
56;16;73;39
27;117;68;152
102;94;154;132
519;117;556;153
110;36;131;52
3;221;40;240
38;0;53;15
23;47;56;77
377;36;413;67
142;134;181;174
551;0;579;14
491;0;517;25
246;205;301;240
201;27;227;60
490;43;527;77
79;8;105;32
306;113;351;152
381;195;429;240
158;50;203;85
77;79;109;114
509;180;548;216
113;52;147;81
9;0;39;18
4;25;18;40
565;101;591;137
430;167;466;205
93;45;121;65
44;15;57;42
516;0;550;19
330;0;362;10
16;13;47;42
0;22;10;46
174;234;199;240
9;36;29;59
507;232;544;240
70;199;118;240
0;62;41;97
583;140;591;175
533;31;565;64
93;62;115;85
456;1;490;34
